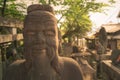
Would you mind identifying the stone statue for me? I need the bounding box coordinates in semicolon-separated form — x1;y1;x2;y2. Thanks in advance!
95;40;105;55
98;27;108;54
3;4;84;80
111;49;120;67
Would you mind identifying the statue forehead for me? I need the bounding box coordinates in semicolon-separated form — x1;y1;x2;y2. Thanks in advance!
24;11;57;31
24;26;56;32
24;21;57;32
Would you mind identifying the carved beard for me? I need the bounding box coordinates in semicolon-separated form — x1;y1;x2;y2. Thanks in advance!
23;34;60;80
46;37;57;61
46;37;60;75
24;33;59;65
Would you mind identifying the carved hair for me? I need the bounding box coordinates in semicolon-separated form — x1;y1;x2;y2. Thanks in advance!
27;4;55;14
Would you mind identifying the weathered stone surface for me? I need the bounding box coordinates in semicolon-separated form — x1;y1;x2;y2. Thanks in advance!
102;60;120;80
70;53;96;80
4;4;84;80
0;16;23;28
0;34;23;43
110;49;120;66
98;27;108;54
27;4;54;14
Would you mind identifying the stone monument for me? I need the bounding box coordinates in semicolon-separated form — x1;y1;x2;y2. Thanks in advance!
3;4;84;80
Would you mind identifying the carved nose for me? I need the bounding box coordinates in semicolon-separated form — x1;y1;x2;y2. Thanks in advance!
35;32;45;43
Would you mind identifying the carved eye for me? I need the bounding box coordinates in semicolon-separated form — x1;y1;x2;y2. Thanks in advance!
45;30;55;36
26;32;35;35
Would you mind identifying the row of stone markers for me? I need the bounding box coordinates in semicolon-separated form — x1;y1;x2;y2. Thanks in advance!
0;16;23;80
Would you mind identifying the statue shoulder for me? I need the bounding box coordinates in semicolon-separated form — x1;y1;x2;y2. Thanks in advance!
3;60;26;80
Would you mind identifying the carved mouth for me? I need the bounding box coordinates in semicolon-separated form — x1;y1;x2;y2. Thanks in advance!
32;49;46;53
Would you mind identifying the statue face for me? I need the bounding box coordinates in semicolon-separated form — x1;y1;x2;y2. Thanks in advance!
23;12;58;57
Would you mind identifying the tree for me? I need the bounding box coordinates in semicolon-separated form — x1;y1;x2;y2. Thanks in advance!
1;0;7;17
0;0;26;20
38;0;115;42
39;0;60;5
0;0;26;68
59;0;115;42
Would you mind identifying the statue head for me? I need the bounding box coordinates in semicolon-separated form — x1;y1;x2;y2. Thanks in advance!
23;4;59;69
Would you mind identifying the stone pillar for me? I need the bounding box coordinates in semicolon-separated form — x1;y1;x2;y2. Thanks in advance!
0;45;6;80
11;27;17;35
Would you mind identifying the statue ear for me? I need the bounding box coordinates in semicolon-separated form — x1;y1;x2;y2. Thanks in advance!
58;29;62;54
27;4;54;14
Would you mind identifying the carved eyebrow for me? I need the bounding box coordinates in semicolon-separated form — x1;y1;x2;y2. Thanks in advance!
44;30;56;37
46;29;55;34
26;32;35;35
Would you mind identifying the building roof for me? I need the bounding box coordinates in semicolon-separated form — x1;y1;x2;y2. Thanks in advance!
102;23;120;33
112;34;120;39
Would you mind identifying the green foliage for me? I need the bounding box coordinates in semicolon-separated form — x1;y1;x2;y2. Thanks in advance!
60;0;104;40
0;0;26;20
0;26;11;34
56;0;115;41
5;41;23;63
39;0;60;5
108;0;116;3
39;0;47;4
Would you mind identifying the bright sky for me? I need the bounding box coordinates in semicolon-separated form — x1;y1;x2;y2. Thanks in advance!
90;0;120;31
